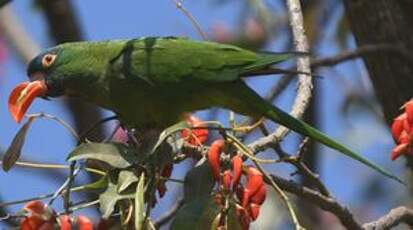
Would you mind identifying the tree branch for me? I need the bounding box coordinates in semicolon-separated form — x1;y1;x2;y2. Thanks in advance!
249;0;313;153
269;174;363;230
363;206;413;230
311;43;413;69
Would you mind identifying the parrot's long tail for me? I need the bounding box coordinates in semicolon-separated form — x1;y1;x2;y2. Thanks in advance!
236;82;403;183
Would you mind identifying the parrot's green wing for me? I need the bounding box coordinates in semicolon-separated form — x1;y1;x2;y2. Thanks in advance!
110;37;296;83
109;37;402;184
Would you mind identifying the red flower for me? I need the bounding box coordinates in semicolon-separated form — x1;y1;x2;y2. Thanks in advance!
20;201;54;230
181;114;209;146
231;155;243;191
207;139;225;181
76;215;94;230
390;99;413;160
222;170;232;192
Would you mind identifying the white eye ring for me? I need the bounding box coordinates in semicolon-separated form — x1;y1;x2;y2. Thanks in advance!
42;54;57;68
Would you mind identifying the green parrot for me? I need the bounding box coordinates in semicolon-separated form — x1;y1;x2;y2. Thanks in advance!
8;37;402;183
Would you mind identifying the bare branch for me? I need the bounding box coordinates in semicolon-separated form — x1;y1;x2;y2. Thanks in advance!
249;0;313;153
363;206;413;230
269;174;362;230
311;44;413;69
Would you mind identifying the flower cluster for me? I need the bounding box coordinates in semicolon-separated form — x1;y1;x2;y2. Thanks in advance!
19;201;96;230
391;99;413;160
207;140;266;230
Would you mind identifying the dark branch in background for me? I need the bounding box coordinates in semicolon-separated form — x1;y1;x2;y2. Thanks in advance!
342;0;413;125
36;0;104;141
363;207;413;230
311;43;413;69
0;0;11;8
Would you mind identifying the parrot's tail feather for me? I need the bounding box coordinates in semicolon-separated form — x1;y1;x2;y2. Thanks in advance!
241;67;313;77
237;84;404;184
241;51;321;78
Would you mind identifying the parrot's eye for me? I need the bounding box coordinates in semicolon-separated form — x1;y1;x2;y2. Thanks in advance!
41;54;57;68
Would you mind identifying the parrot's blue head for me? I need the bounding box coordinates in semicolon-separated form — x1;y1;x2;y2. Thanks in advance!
27;47;64;98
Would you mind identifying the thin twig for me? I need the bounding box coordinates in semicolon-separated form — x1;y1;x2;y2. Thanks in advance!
253;161;305;230
171;0;207;40
0;160;105;176
48;163;80;207
274;142;330;197
78;116;118;143
27;113;79;141
63;161;77;213
62;199;100;214
0;186;87;208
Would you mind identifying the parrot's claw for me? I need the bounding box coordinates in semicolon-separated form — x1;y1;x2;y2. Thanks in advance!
233;117;265;133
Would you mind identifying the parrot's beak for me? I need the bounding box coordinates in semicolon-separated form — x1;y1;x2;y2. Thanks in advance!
8;80;48;123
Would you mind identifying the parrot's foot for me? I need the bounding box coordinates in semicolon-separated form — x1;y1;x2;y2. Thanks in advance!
233;117;265;133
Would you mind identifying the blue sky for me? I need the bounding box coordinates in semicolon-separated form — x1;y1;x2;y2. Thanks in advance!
0;1;407;228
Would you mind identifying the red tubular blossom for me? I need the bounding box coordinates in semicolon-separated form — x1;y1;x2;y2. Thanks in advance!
222;170;232;191
157;182;167;198
20;201;54;230
250;184;266;205
21;216;51;230
207;139;225;181
23;200;48;216
76;216;94;230
405;100;413;123
231;155;243;190
391;114;405;141
391;143;409;161
181;115;209;146
248;203;261;221
242;167;264;207
398;130;410;144
59;215;72;230
157;163;173;198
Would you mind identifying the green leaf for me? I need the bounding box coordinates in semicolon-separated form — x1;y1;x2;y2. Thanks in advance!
83;175;108;190
2;117;36;172
171;160;218;229
135;173;145;230
117;170;139;193
183;160;216;201
99;179;134;218
67;142;138;168
171;198;220;230
151;121;188;154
